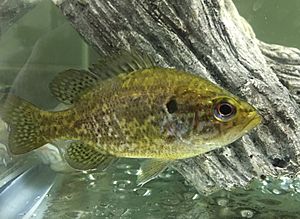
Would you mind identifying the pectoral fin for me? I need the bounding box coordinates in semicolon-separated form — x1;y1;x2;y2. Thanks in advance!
137;159;169;186
65;141;117;170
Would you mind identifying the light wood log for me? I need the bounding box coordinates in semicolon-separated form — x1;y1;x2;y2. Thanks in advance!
53;0;300;194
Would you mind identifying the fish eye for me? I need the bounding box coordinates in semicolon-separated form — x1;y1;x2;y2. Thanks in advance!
214;101;236;121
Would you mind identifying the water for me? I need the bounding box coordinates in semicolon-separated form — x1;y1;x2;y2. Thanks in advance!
0;1;300;218
8;159;300;218
233;0;300;50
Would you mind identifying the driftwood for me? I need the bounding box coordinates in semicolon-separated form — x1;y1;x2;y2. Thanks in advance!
52;0;300;194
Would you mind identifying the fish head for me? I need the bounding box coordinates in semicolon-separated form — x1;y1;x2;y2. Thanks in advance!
185;94;262;153
163;72;262;157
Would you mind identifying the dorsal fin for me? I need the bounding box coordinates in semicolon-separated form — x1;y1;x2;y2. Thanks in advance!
89;50;156;80
50;69;99;104
50;50;156;104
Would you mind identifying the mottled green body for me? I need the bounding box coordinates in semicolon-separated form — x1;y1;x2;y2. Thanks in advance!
41;67;260;160
1;52;261;174
44;68;198;159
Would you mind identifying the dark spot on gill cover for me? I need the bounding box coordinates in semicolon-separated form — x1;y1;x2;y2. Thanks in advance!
166;99;178;114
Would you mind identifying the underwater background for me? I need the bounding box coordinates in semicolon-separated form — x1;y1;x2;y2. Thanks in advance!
0;0;300;218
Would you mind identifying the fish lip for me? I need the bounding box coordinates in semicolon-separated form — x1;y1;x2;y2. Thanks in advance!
243;112;262;132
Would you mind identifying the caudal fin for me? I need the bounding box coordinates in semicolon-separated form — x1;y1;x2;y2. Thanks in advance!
0;95;47;154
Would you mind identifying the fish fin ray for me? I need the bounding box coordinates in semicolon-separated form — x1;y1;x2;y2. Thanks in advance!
89;50;156;79
50;51;155;104
65;141;116;170
137;159;169;186
0;95;47;154
49;69;98;104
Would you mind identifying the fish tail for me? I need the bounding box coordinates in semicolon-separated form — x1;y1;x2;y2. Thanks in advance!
0;95;49;154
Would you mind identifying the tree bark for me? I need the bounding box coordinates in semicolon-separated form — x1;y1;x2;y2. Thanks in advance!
52;0;300;194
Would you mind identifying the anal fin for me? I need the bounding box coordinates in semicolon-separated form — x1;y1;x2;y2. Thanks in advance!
65;141;116;170
137;159;169;186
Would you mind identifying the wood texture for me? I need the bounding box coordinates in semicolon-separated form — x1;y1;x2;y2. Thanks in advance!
53;0;300;194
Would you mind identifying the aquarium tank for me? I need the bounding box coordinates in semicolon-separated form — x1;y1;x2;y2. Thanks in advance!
0;0;300;218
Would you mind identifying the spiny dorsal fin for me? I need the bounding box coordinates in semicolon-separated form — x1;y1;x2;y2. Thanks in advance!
89;50;156;80
50;50;155;104
65;141;117;170
50;69;99;104
137;159;169;186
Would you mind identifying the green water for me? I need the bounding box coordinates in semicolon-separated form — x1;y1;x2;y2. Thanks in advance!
233;0;300;49
0;0;99;108
0;1;300;218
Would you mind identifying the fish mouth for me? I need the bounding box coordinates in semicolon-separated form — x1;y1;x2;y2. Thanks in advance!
243;112;262;133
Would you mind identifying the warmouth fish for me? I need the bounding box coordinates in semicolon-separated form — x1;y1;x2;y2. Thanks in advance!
0;51;261;184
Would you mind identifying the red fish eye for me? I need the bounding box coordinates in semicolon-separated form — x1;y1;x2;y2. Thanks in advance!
214;102;236;120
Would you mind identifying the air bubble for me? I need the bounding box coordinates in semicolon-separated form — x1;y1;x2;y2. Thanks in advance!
133;187;152;197
87;182;96;190
159;172;173;179
272;189;281;195
87;174;96;181
217;198;228;206
240;209;254;218
192;194;200;200
112;180;132;192
161;197;181;206
125;169;140;175
116;163;132;170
